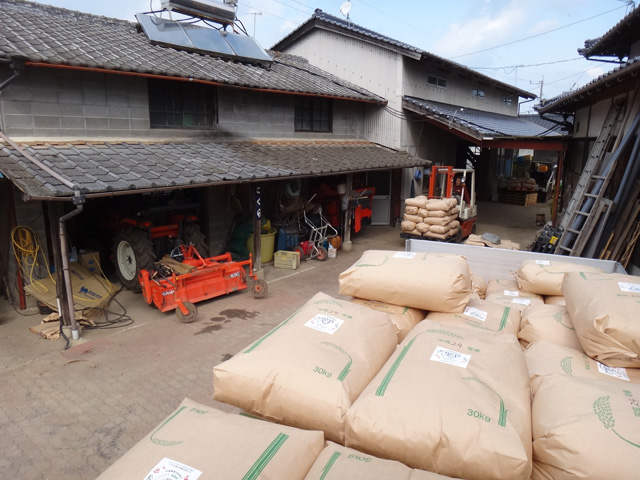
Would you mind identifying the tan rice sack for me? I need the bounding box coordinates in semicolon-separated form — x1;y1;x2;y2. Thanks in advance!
544;295;566;306
213;292;397;443
423;231;451;240
339;251;471;313
416;223;430;234
405;196;428;208
96;398;324;480
472;273;487;299
427;209;448;218
417;208;429;217
518;304;582;350
350;298;424;343
429;224;451;235
422;216;452;226
304;442;461;480
524;341;640;384
401;220;416;231
405;206;419;215
426;298;521;335
563;272;640;368
531;375;640;480
403;214;423;224
485;279;544;311
425;197;457;211
345;320;532;480
515;259;603;295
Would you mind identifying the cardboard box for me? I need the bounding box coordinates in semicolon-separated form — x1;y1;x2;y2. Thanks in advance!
79;250;100;274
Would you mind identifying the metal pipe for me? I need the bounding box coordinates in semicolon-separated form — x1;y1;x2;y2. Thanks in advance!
59;203;83;340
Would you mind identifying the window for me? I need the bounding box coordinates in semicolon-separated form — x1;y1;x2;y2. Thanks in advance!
148;79;216;129
294;97;332;132
502;97;512;106
472;89;485;98
428;75;447;88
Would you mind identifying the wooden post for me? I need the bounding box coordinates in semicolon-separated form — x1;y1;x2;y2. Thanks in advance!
7;183;26;309
252;183;262;271
342;173;353;251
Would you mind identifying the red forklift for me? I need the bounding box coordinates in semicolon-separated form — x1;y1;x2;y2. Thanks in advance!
428;165;478;239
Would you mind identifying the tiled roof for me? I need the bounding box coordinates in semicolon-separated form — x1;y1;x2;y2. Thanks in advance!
403;97;563;139
272;9;536;100
537;56;640;114
0;0;384;103
0;140;424;200
578;5;640;59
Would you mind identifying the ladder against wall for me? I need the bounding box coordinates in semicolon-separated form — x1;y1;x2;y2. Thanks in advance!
555;102;625;256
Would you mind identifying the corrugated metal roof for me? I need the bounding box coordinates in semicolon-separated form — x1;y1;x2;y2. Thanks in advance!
272;9;536;100
0;0;384;103
403;97;564;139
0;140;424;200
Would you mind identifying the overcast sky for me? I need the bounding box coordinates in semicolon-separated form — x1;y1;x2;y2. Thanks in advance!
33;0;635;111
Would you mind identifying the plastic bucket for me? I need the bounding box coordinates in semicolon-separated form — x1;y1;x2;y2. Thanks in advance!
246;229;276;263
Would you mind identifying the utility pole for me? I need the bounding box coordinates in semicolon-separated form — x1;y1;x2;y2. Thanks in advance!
247;11;262;38
530;76;544;101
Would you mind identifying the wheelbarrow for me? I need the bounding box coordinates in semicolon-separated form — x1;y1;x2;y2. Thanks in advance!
138;244;267;323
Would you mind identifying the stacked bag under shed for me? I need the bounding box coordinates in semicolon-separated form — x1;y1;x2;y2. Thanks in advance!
401;196;460;240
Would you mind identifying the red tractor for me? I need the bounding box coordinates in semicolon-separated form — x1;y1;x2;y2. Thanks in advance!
112;212;208;292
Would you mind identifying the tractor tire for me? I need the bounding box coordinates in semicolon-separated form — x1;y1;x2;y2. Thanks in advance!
183;223;209;257
113;228;156;292
316;246;328;261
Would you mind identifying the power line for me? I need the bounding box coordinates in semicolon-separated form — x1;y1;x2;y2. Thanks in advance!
450;5;626;60
470;57;585;71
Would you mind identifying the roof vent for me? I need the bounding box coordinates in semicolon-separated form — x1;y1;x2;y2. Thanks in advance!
160;0;237;25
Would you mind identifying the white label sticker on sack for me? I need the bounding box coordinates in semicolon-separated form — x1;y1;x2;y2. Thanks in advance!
144;458;202;480
597;362;630;381
504;290;520;297
463;307;488;322
305;314;344;335
618;282;640;293
393;252;416;259
536;260;551;265
430;346;471;368
512;298;531;306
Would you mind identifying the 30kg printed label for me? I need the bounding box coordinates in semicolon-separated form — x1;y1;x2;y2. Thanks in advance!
144;458;202;480
393;252;416;259
597;362;630;381
305;314;344;335
512;298;531;306
618;282;640;293
463;307;488;322
536;260;551;266
430;346;471;368
504;290;520;297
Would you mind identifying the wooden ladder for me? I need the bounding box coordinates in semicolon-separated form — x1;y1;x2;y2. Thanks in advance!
555;102;624;256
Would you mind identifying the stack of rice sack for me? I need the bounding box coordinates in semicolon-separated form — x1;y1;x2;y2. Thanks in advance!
512;259;640;479
485;278;545;311
213;292;397;443
401;196;460;240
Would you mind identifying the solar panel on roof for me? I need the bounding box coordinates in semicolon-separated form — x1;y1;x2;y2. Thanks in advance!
136;13;272;66
223;31;272;63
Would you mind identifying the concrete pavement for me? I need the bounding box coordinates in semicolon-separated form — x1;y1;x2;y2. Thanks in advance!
0;203;541;479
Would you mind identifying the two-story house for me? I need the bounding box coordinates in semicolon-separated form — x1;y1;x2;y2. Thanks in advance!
0;0;423;327
273;9;567;213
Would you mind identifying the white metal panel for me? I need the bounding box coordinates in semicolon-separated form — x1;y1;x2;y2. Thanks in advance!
405;239;626;280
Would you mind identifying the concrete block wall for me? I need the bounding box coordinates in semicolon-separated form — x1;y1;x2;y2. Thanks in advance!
0;67;151;138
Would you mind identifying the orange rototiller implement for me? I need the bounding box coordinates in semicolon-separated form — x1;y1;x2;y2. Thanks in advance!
138;244;267;323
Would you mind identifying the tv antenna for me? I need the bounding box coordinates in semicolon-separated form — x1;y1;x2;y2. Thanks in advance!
340;1;351;20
